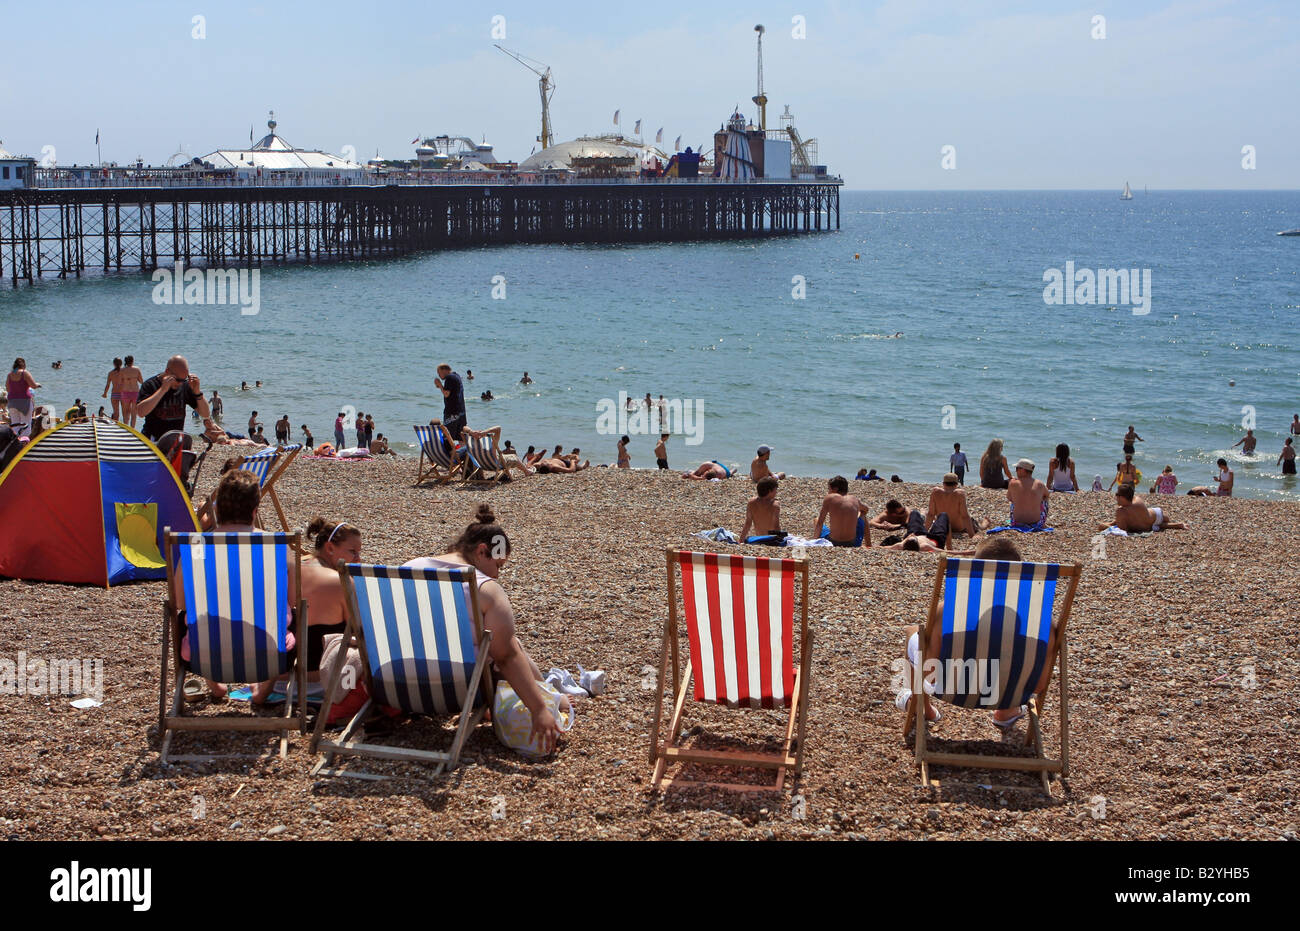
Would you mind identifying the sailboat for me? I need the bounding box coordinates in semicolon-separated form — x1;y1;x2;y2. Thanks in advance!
1120;181;1133;200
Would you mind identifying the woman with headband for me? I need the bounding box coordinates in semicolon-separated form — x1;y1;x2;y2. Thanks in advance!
299;517;363;683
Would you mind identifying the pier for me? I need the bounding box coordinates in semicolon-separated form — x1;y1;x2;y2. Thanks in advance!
0;177;840;283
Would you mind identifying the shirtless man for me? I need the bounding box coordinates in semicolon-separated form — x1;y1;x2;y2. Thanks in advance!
1098;484;1188;532
683;460;731;480
654;433;669;470
1291;414;1300;437
881;535;977;555
1122;425;1144;456
813;475;871;547
1001;459;1051;529
1231;430;1258;455
740;476;783;542
750;445;786;481
927;472;980;538
869;499;910;532
1188;459;1234;497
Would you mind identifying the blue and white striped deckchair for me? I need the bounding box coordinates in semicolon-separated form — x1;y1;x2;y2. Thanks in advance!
413;423;463;485
463;429;509;484
231;444;302;532
910;556;1082;795
310;563;494;779
159;530;307;763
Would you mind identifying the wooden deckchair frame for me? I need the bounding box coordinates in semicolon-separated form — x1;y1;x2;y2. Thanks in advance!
649;548;813;793
907;556;1082;796
158;531;308;763
309;562;495;780
413;421;465;485
195;444;302;533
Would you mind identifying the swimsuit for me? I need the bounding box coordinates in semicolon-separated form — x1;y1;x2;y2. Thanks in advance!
1150;507;1164;532
1155;475;1177;494
711;460;730;477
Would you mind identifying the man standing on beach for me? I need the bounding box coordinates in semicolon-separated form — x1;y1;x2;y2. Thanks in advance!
750;445;786;481
813;475;871;547
135;355;220;444
949;443;968;484
436;364;467;441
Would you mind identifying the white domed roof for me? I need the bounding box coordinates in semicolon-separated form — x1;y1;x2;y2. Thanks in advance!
520;135;668;171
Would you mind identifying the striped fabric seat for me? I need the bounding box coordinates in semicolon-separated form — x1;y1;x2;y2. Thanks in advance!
414;425;455;469
176;532;294;684
237;449;279;487
677;550;797;709
346;564;484;715
650;548;813;791
936;559;1059;710
466;434;505;472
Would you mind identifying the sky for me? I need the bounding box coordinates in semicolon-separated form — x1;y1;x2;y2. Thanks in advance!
1;0;1295;189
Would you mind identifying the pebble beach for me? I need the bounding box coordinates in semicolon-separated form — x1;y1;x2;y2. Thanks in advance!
2;455;1297;841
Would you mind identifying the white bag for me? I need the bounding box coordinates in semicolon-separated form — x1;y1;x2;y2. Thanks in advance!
492;680;575;759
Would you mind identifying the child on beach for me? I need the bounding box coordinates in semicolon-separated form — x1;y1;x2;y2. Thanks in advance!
949;443;968;485
655;434;669;470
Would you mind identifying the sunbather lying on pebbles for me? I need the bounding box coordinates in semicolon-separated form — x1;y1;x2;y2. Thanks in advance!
683;460;732;480
1097;484;1188;532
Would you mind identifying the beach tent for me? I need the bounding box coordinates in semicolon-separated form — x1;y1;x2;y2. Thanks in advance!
0;419;199;586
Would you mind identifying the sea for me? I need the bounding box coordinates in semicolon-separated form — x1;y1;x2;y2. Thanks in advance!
3;190;1298;500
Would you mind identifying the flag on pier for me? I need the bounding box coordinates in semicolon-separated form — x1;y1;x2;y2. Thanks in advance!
613;110;620;126
675;135;682;151
411;135;420;144
634;119;641;135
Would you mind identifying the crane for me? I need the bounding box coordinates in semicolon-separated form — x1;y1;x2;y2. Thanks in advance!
752;24;768;132
495;45;555;151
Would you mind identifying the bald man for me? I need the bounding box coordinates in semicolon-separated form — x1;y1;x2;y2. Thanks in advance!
136;355;219;443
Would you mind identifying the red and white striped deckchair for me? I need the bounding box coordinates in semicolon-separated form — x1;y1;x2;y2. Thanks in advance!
649;549;813;792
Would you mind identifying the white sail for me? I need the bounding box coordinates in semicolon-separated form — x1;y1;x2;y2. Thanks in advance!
1120;181;1133;200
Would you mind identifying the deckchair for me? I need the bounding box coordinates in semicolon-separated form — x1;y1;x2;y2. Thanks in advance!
907;556;1082;796
462;427;510;484
158;531;307;763
413;422;464;485
310;563;495;779
649;549;813;792
234;444;302;532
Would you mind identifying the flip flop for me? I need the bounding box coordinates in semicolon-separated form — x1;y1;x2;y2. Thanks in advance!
992;708;1026;730
183;680;205;704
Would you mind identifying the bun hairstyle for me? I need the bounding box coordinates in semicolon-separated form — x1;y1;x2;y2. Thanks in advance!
453;504;510;560
306;517;361;552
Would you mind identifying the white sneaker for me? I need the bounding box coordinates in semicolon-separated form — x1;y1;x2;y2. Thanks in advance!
545;667;589;698
576;665;607;697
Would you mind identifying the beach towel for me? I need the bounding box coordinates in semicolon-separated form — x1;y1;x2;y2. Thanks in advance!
694;527;740;544
986;500;1054;534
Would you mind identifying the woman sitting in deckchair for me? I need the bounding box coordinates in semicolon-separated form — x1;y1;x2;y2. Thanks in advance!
403;505;572;755
171;469;297;703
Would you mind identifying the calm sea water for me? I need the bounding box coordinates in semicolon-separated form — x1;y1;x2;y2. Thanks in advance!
4;190;1298;500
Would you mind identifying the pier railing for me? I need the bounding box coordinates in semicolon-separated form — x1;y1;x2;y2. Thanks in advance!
30;170;842;190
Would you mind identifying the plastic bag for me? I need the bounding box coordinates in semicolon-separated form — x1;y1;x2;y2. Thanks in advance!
492;680;575;759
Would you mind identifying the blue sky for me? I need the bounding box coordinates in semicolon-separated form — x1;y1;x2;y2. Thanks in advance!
1;0;1295;188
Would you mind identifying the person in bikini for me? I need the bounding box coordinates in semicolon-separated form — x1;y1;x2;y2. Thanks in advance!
616;435;631;469
102;358;125;421
740;476;784;544
119;355;144;428
814;475;871;547
1098;484;1188;533
1109;455;1139;491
